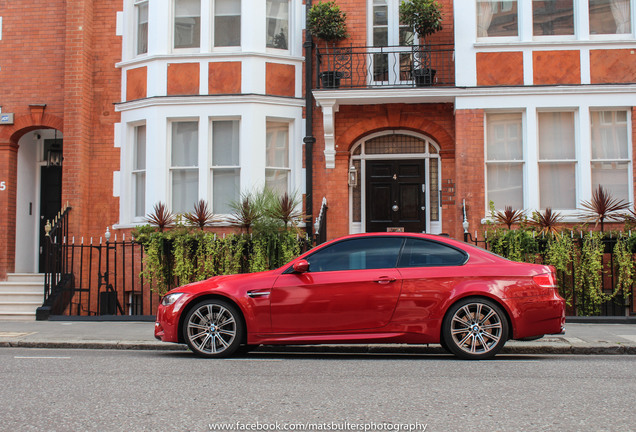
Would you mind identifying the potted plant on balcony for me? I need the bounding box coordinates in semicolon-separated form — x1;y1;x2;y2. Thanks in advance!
306;1;349;89
399;0;443;86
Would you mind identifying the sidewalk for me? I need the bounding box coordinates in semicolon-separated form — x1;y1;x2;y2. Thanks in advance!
1;320;636;355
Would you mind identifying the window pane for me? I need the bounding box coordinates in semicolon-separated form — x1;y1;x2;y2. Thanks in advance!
591;111;629;159
212;120;239;166
171;121;198;166
486;113;522;160
215;0;241;46
172;169;199;213
589;0;631;34
265;169;288;194
266;122;289;167
429;157;439;221
533;0;574;35
136;2;148;55
539;163;576;209
538;112;575;160
306;237;404;272
174;0;201;49
213;168;240;213
266;0;288;49
592;161;629;202
134;125;146;170
477;0;519;37
398;239;468;267
487;163;524;209
134;172;146;218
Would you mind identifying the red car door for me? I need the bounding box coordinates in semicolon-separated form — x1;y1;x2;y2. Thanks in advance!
270;237;405;333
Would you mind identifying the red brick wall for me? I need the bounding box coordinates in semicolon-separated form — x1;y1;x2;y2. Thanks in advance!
454;109;485;238
533;50;580;85
590;49;636;84
476;52;524;86
209;62;242;94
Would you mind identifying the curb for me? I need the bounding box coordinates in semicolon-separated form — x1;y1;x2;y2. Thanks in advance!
2;341;635;355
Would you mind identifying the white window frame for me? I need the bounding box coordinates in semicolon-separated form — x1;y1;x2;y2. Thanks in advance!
210;118;241;214
476;0;521;42
265;120;291;194
588;0;634;40
172;0;202;52
134;0;149;56
212;0;241;49
132;123;147;222
168;119;200;214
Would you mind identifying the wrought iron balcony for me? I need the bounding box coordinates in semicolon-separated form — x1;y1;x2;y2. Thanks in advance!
315;44;455;89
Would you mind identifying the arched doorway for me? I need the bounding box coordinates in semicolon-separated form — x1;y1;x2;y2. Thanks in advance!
15;129;63;273
349;131;441;234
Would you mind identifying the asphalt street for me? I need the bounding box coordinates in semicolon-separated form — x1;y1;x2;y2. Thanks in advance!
1;348;635;432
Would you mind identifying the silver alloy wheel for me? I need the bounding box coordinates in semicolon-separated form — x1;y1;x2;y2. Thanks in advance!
186;303;237;355
449;302;503;356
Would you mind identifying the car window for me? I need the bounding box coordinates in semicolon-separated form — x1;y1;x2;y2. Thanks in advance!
306;237;404;272
398;238;468;267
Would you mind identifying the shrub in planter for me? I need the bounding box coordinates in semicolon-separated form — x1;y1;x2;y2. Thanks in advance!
307;1;349;88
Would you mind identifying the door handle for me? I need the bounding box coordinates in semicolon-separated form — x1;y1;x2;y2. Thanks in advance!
247;290;271;298
375;276;397;284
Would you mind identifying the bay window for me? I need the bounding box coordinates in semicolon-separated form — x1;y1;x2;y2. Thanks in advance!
589;0;632;34
266;0;289;49
590;110;630;202
486;113;524;209
214;0;241;47
532;0;574;36
132;125;146;219
538;112;577;210
477;0;519;38
211;120;240;214
135;0;148;55
174;0;201;49
170;121;199;213
265;121;290;194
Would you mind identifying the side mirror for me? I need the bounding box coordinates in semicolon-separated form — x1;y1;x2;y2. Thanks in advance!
292;259;309;273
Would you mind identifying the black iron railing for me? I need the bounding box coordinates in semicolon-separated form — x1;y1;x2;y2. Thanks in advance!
463;233;635;317
315;44;455;89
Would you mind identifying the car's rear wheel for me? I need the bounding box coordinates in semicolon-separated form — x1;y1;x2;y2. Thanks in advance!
183;299;244;358
442;298;508;360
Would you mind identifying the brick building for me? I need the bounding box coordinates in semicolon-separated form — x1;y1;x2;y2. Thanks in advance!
0;0;634;287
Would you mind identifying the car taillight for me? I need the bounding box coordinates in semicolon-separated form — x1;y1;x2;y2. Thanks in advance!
533;272;557;289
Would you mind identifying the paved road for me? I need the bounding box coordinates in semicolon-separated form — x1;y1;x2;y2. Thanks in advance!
2;348;635;432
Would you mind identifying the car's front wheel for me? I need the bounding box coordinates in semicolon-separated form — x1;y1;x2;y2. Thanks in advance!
183;299;244;358
442;298;509;360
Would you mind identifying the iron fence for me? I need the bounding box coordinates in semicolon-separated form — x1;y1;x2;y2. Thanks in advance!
315;44;455;89
463;232;635;317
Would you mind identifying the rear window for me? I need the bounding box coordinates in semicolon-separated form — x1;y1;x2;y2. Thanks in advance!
398;238;468;267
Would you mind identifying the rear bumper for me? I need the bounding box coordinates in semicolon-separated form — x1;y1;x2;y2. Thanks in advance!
510;295;566;339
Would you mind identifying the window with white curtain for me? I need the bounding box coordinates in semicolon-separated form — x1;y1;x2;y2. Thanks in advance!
214;0;241;47
132;125;146;219
533;0;574;36
170;121;199;213
135;0;148;55
589;0;632;34
266;0;289;49
174;0;201;49
477;0;519;37
211;120;240;214
371;0;414;82
590;111;630;202
265;121;290;194
486;113;524;210
538;112;577;210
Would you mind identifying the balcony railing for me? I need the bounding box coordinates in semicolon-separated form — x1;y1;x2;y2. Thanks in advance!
315;44;455;89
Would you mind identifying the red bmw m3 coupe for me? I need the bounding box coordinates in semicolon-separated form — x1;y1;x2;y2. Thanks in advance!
155;233;565;360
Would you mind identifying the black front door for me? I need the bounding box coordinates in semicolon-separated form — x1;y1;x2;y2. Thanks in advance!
39;165;62;272
365;159;426;233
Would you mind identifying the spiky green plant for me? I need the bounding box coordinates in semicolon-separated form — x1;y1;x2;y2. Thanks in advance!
184;199;216;229
146;202;174;232
493;206;525;229
531;208;563;236
579;185;630;231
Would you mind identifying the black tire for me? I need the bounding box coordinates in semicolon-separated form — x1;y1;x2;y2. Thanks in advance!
442;297;509;360
183;299;245;358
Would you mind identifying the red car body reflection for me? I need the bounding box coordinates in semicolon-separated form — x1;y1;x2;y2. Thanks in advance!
155;233;565;359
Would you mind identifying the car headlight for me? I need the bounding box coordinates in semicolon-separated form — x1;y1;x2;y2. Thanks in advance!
161;293;184;306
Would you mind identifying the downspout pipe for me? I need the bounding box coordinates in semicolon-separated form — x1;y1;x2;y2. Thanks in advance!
303;0;315;239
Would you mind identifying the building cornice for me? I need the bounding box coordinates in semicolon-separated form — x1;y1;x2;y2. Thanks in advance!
116;52;305;69
115;94;305;112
